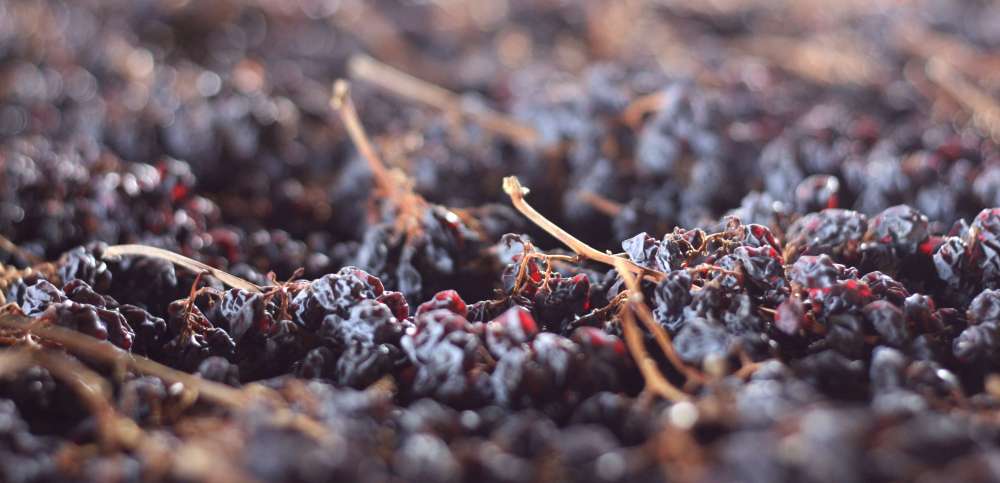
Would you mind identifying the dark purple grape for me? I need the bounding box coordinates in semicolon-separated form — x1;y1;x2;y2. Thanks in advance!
864;205;930;257
58;244;111;292
20;280;66;316
966;209;1000;289
415;290;468;318
319;299;401;347
953;322;999;364
485;306;538;358
292;269;382;330
784;209;867;264
40;301;108;341
197;356;241;386
219;288;268;341
967;289;1000;326
794;174;840;213
120;304;167;357
401;309;490;407
653;270;693;333
860;272;909;305
863;301;911;348
531;273;590;333
788;255;839;291
377;291;410;320
734;245;786;303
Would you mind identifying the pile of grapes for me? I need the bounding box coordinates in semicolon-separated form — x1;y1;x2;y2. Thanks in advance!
2;1;1000;481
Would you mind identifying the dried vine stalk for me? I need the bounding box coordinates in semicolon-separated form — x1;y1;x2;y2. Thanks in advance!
502;176;665;283
613;259;689;402
0;311;249;408
0;309;344;448
501;176;702;396
0;234;42;265
0;333;300;482
737;34;882;86
331;79;432;241
330;79;399;199
575;190;624;217
616;260;707;386
349;54;540;146
103;245;263;293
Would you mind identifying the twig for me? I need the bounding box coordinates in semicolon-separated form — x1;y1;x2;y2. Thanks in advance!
686;263;741;278
737;34;881;86
364;374;398;401
615;295;689;401
733;359;766;379
329;2;425;77
349;54;540;147
1;310;342;449
502;176;665;282
621;91;666;129
103;245;263;293
0;234;41;265
330;80;398;198
925;57;1000;141
0;348;159;452
575;190;624;217
0;312;248;408
896;23;1000;83
331;79;428;241
616;260;706;385
32;350;139;449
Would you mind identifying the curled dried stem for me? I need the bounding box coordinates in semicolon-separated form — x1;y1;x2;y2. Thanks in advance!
621;91;666;129
0;312;249;409
737;34;882;86
686;263;741;278
331;79;428;241
103;245;262;293
575;190;624;217
733;353;770;380
896;23;1000;83
0;348;158;451
331;79;398;198
613;259;688;402
503;176;664;283
616;259;706;385
349;54;540;147
32;350;135;449
0;234;42;265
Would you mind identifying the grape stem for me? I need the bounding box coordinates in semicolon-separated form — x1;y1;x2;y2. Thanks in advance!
502;176;665;283
620;91;666;129
613;258;689;402
331;79;398;199
103;244;263;293
736;34;880;86
0;310;344;446
331;79;428;241
0;234;42;265
0;348;139;450
575;189;624;217
616;260;707;386
349;54;540;147
0;310;248;408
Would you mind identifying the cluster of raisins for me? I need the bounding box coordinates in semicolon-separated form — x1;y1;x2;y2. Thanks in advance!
2;1;1000;482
